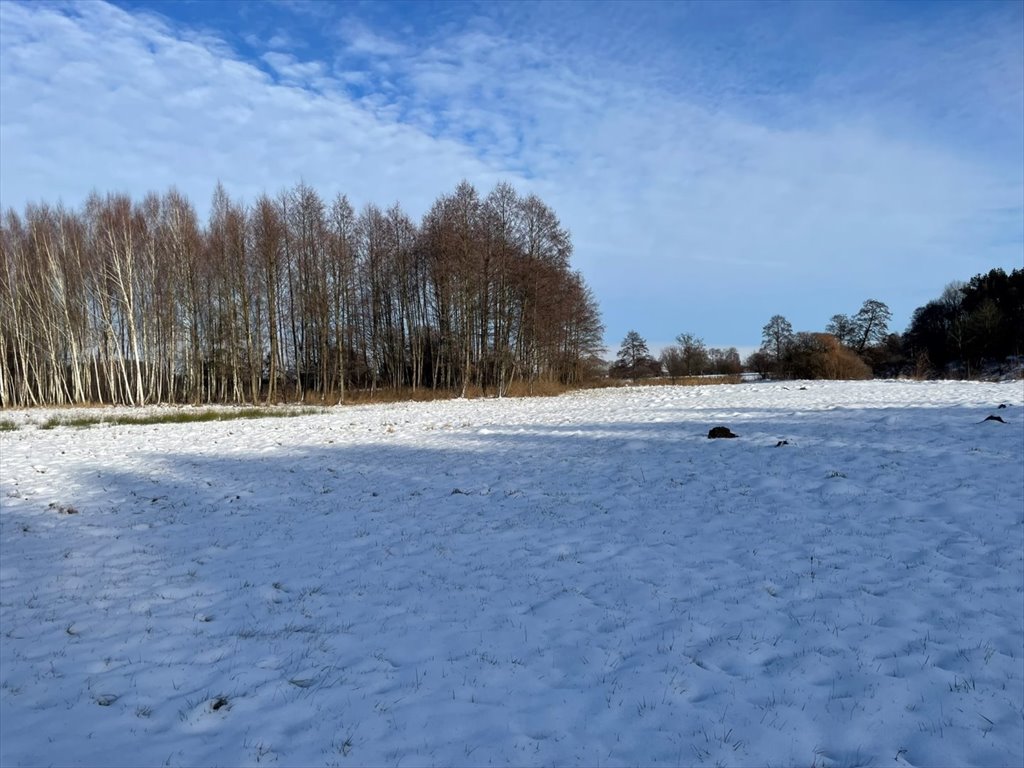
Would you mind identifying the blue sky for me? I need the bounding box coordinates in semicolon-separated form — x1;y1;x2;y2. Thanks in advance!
1;0;1021;355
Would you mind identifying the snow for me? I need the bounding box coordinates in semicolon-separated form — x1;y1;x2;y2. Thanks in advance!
1;380;1022;768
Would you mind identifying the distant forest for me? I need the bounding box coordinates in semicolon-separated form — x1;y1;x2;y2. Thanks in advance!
1;181;606;407
611;267;1023;383
902;267;1023;377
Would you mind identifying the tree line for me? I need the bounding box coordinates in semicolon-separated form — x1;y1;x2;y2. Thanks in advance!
750;269;1022;380
0;181;604;407
903;268;1023;377
610;331;742;380
611;266;1022;382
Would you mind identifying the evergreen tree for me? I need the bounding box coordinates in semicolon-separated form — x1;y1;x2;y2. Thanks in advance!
610;330;659;379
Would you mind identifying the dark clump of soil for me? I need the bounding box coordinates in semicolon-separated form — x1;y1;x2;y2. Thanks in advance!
211;696;230;711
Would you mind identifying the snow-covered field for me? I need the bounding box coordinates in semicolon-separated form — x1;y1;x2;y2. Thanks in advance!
1;380;1022;768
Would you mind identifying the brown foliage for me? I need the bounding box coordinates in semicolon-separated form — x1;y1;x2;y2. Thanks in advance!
787;333;871;380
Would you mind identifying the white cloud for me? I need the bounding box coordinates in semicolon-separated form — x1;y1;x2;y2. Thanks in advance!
0;1;514;221
339;21;408;58
261;51;327;85
267;32;295;50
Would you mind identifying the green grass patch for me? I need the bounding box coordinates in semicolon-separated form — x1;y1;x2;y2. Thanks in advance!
39;415;101;430
111;407;324;426
0;418;18;432
38;407;324;430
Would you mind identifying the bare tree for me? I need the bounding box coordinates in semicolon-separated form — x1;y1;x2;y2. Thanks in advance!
825;314;856;347
89;194;147;405
675;332;708;376
326;193;356;401
761;314;794;377
251;194;285;402
851;299;892;354
660;346;686;381
707;347;742;375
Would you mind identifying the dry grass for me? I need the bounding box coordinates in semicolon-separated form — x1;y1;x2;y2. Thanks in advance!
39;407;323;430
12;376;744;423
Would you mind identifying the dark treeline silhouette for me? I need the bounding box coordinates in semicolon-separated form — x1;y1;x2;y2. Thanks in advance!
903;267;1023;378
0;180;604;406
